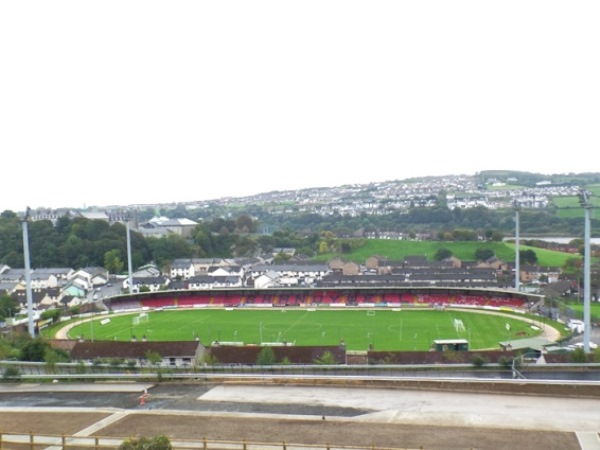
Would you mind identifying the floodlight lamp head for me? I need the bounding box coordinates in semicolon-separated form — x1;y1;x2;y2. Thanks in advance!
578;188;592;208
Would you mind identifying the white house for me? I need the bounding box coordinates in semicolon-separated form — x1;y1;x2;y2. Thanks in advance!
170;259;196;279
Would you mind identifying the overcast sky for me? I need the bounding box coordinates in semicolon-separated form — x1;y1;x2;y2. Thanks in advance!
1;1;599;213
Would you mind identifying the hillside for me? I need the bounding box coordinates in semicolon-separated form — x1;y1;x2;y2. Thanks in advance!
316;239;578;267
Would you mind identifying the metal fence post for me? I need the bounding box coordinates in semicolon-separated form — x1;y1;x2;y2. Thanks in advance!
283;440;287;450
203;437;208;450
29;431;34;450
62;434;66;449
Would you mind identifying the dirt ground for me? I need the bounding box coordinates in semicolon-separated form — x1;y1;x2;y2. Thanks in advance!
2;378;599;450
0;410;582;450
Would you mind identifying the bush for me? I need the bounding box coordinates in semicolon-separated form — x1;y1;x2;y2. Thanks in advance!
200;352;219;366
119;435;172;450
497;356;512;369
570;347;588;363
2;366;21;382
314;351;337;365
471;355;488;368
256;347;276;365
76;361;87;374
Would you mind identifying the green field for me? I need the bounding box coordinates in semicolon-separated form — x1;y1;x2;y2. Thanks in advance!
563;302;600;320
316;239;579;267
64;308;558;351
552;184;600;218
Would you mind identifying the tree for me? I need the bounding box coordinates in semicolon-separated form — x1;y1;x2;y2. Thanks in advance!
235;214;256;233
233;235;258;257
20;337;51;362
0;294;18;321
40;308;62;324
475;247;495;262
256;347;276;365
318;241;329;254
434;248;452;261
519;249;538;265
104;249;124;274
145;350;162;367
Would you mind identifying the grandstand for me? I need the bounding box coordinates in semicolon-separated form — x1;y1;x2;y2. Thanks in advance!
105;286;540;312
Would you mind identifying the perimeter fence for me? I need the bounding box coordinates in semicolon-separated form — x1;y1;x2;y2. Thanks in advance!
0;431;418;450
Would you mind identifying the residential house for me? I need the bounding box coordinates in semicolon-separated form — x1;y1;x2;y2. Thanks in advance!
249;263;330;287
478;256;510;272
72;267;110;287
139;217;199;239
365;256;386;271
170;259;196;279
0;269;25;285
253;271;280;289
132;264;161;278
272;247;296;258
403;255;430;268
328;257;346;273
187;275;243;289
61;282;87;299
520;265;562;285
125;276;170;293
11;288;58;310
341;261;361;276
542;280;576;299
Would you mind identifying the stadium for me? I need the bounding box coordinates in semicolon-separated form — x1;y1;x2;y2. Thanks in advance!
57;286;556;358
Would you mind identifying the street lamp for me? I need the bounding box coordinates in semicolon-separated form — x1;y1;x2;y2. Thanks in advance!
578;188;593;353
21;207;35;337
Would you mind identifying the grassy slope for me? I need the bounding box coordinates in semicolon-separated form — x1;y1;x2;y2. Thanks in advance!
317;239;578;267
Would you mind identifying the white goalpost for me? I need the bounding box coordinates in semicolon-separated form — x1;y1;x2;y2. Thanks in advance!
132;312;149;326
453;318;465;332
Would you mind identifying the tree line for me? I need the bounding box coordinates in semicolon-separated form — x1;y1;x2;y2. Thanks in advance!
0;211;321;272
1;204;593;276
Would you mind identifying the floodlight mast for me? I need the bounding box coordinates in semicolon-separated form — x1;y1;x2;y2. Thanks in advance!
22;207;35;337
126;212;134;295
513;200;521;292
578;188;592;353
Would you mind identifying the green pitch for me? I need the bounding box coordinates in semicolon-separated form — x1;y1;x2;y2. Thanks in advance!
65;308;554;351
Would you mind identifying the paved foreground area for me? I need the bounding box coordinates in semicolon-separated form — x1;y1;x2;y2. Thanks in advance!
0;382;599;450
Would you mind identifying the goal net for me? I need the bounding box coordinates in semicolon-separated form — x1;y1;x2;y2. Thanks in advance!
132;312;149;326
453;318;465;332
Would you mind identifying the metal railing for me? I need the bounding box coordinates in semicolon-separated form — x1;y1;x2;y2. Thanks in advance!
0;431;418;450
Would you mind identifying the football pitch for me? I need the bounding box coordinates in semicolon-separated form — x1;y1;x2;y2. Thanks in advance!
65;308;554;351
